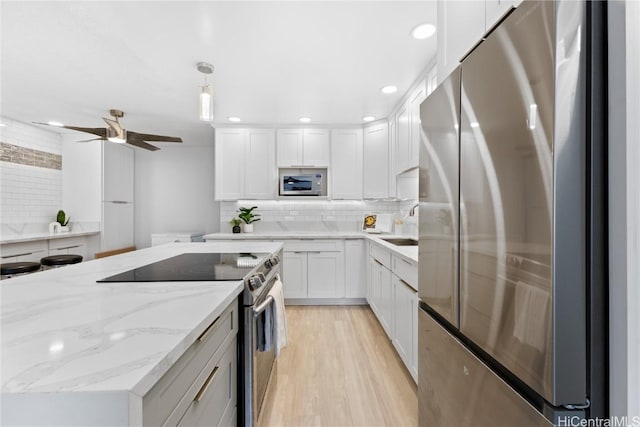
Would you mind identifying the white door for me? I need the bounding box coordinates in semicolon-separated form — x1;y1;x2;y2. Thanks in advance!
102;202;134;251
302;129;330;166
214;129;245;200
330;129;363;199
307;251;345;298
282;251;308;298
396;105;410;173
345;239;366;298
103;142;134;202
276;129;303;166
408;85;426;170
363;123;390;199
393;275;415;373
245;129;276;199
379;265;393;337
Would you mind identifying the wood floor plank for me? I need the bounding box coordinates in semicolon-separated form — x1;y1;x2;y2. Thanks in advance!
259;306;418;427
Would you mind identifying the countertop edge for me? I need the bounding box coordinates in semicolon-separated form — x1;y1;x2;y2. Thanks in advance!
1;230;100;245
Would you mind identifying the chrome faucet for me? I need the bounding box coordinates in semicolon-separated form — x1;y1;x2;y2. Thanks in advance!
409;203;419;216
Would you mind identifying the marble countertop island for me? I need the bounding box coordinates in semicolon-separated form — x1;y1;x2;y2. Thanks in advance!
1;241;282;426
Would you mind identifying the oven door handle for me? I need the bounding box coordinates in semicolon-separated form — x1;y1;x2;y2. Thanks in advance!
253;295;275;318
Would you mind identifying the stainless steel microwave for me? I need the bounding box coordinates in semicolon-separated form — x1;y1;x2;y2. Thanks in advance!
278;168;327;196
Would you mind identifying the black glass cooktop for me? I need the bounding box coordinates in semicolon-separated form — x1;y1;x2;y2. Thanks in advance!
97;252;268;283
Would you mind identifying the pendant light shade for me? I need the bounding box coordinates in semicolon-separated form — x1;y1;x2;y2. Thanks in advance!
199;84;213;122
197;62;214;122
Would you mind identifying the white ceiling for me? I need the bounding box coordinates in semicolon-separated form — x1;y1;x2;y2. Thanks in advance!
1;1;437;146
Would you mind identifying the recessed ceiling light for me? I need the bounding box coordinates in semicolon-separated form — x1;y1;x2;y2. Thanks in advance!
228;117;241;122
381;86;398;94
47;121;64;127
0;123;6;127
299;117;311;123
411;23;436;40
363;116;375;122
470;122;480;128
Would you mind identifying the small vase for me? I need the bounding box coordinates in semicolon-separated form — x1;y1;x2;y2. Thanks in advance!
243;223;254;233
232;225;241;234
60;226;70;233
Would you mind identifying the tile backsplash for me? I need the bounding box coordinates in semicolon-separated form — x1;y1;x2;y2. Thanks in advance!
0;117;63;236
219;200;419;235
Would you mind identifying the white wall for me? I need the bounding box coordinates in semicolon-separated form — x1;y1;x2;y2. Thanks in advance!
608;0;640;418
0;117;62;233
134;145;220;249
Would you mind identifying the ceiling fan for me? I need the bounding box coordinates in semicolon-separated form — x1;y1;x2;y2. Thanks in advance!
34;109;183;151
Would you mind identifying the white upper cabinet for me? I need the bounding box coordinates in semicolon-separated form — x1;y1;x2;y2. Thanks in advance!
215;128;275;200
215;129;246;200
330;129;363;199
277;128;330;167
437;0;522;83
363;123;390;199
302;129;330;166
396;84;426;174
437;0;486;81
245;129;276;199
396;104;410;174
276;129;303;166
485;0;521;31
102;143;134;203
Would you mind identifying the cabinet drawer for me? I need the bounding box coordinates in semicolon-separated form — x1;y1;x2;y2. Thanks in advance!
392;255;418;290
369;243;391;269
143;302;238;426
172;337;237;427
48;236;85;250
1;241;48;263
282;239;343;253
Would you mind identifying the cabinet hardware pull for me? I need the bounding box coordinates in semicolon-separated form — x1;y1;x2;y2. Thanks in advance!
197;315;221;342
56;245;80;251
399;278;415;291
194;366;219;402
374;259;383;266
2;252;33;258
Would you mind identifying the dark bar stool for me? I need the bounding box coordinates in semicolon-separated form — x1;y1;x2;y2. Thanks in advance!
1;261;41;279
40;254;83;269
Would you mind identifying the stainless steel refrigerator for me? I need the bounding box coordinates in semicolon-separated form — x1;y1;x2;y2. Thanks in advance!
418;1;607;425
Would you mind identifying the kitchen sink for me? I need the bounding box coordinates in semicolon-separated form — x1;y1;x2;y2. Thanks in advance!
381;238;418;246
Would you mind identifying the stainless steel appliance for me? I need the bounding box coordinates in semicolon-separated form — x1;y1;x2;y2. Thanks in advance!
240;253;282;427
418;1;607;424
278;168;327;196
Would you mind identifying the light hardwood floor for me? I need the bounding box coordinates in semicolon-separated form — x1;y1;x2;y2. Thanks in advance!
259;305;418;427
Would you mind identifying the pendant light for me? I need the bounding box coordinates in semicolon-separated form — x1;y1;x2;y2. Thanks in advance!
197;62;214;122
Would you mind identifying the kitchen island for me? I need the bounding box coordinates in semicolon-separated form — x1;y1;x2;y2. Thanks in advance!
1;241;282;426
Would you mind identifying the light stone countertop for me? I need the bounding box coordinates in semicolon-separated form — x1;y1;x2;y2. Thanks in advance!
0;230;101;245
204;232;418;263
1;241;282;398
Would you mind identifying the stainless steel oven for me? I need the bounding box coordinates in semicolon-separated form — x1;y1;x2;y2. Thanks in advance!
240;253;281;427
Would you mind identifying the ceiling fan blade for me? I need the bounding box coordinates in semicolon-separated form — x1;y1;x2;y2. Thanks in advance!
127;131;182;143
126;137;160;151
33;122;107;138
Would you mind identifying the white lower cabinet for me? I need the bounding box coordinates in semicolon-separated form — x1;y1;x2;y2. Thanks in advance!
307;251;345;298
393;275;418;382
48;236;87;260
368;241;418;382
281;239;345;301
282;251;308;299
345;239;366;298
143;301;238;426
0;241;48;263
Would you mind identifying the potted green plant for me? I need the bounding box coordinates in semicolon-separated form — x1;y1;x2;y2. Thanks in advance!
238;206;261;233
229;217;242;234
56;209;71;232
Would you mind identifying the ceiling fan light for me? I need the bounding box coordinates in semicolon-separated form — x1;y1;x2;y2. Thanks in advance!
199;85;213;122
107;127;126;143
